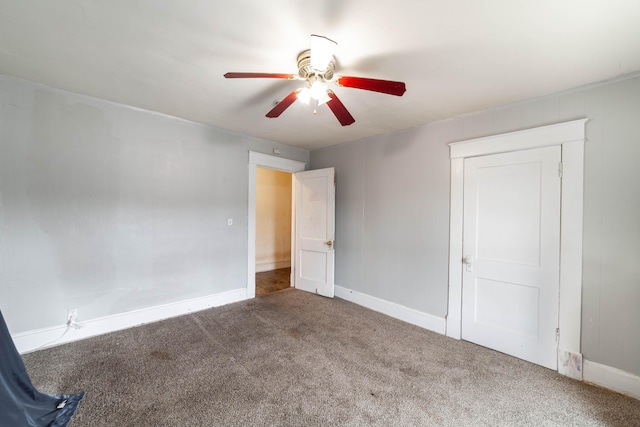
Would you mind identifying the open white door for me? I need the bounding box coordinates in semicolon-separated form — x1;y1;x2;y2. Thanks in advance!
293;168;335;298
461;146;561;369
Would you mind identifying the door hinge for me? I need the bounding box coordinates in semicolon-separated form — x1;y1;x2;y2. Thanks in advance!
558;162;563;178
555;327;560;342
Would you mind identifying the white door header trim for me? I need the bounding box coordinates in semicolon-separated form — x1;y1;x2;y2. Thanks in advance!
449;118;588;159
249;151;307;172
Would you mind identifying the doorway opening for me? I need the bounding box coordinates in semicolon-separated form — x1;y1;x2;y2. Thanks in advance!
247;151;307;300
255;167;292;296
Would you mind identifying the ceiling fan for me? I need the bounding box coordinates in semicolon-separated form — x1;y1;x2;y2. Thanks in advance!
224;35;407;126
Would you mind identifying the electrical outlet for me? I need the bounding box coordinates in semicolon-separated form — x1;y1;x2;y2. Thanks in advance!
67;308;78;325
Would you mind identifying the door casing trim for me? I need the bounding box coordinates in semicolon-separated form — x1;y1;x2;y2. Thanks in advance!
446;119;587;377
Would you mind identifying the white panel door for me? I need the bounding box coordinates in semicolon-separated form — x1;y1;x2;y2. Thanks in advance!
462;146;561;369
294;168;335;298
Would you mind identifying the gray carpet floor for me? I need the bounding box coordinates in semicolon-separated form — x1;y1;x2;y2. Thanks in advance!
22;289;640;426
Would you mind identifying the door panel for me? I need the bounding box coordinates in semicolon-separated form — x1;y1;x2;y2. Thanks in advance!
462;146;561;369
474;278;539;337
300;175;329;240
300;251;328;282
294;168;335;298
476;162;541;266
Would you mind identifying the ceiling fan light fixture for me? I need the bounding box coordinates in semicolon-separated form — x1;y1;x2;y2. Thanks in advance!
309;34;337;71
310;81;329;100
296;88;311;104
316;92;331;106
297;80;330;106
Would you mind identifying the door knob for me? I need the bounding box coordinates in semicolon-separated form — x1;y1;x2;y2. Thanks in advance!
326;240;333;247
463;255;473;272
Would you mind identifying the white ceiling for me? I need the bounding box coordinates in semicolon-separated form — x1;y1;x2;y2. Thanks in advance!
2;1;640;150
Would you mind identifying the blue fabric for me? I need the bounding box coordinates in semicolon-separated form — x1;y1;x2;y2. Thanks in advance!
0;310;85;427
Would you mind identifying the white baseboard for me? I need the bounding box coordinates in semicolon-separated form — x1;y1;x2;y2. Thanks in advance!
13;288;247;354
255;260;291;273
335;285;446;335
583;359;640;400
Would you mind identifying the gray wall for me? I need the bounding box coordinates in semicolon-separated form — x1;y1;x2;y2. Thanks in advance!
0;74;309;334
311;74;640;376
312;128;451;317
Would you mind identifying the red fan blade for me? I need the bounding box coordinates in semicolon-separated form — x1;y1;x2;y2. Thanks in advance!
335;76;406;96
224;72;295;79
266;90;300;118
326;91;355;126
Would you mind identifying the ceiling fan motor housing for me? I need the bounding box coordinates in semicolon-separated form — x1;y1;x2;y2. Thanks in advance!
297;49;335;81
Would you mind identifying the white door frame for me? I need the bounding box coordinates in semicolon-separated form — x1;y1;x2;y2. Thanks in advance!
248;151;306;299
446;119;587;379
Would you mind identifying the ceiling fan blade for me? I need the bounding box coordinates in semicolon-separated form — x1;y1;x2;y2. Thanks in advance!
266;90;300;118
335;76;406;96
310;34;337;71
326;91;355;126
224;72;295;79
